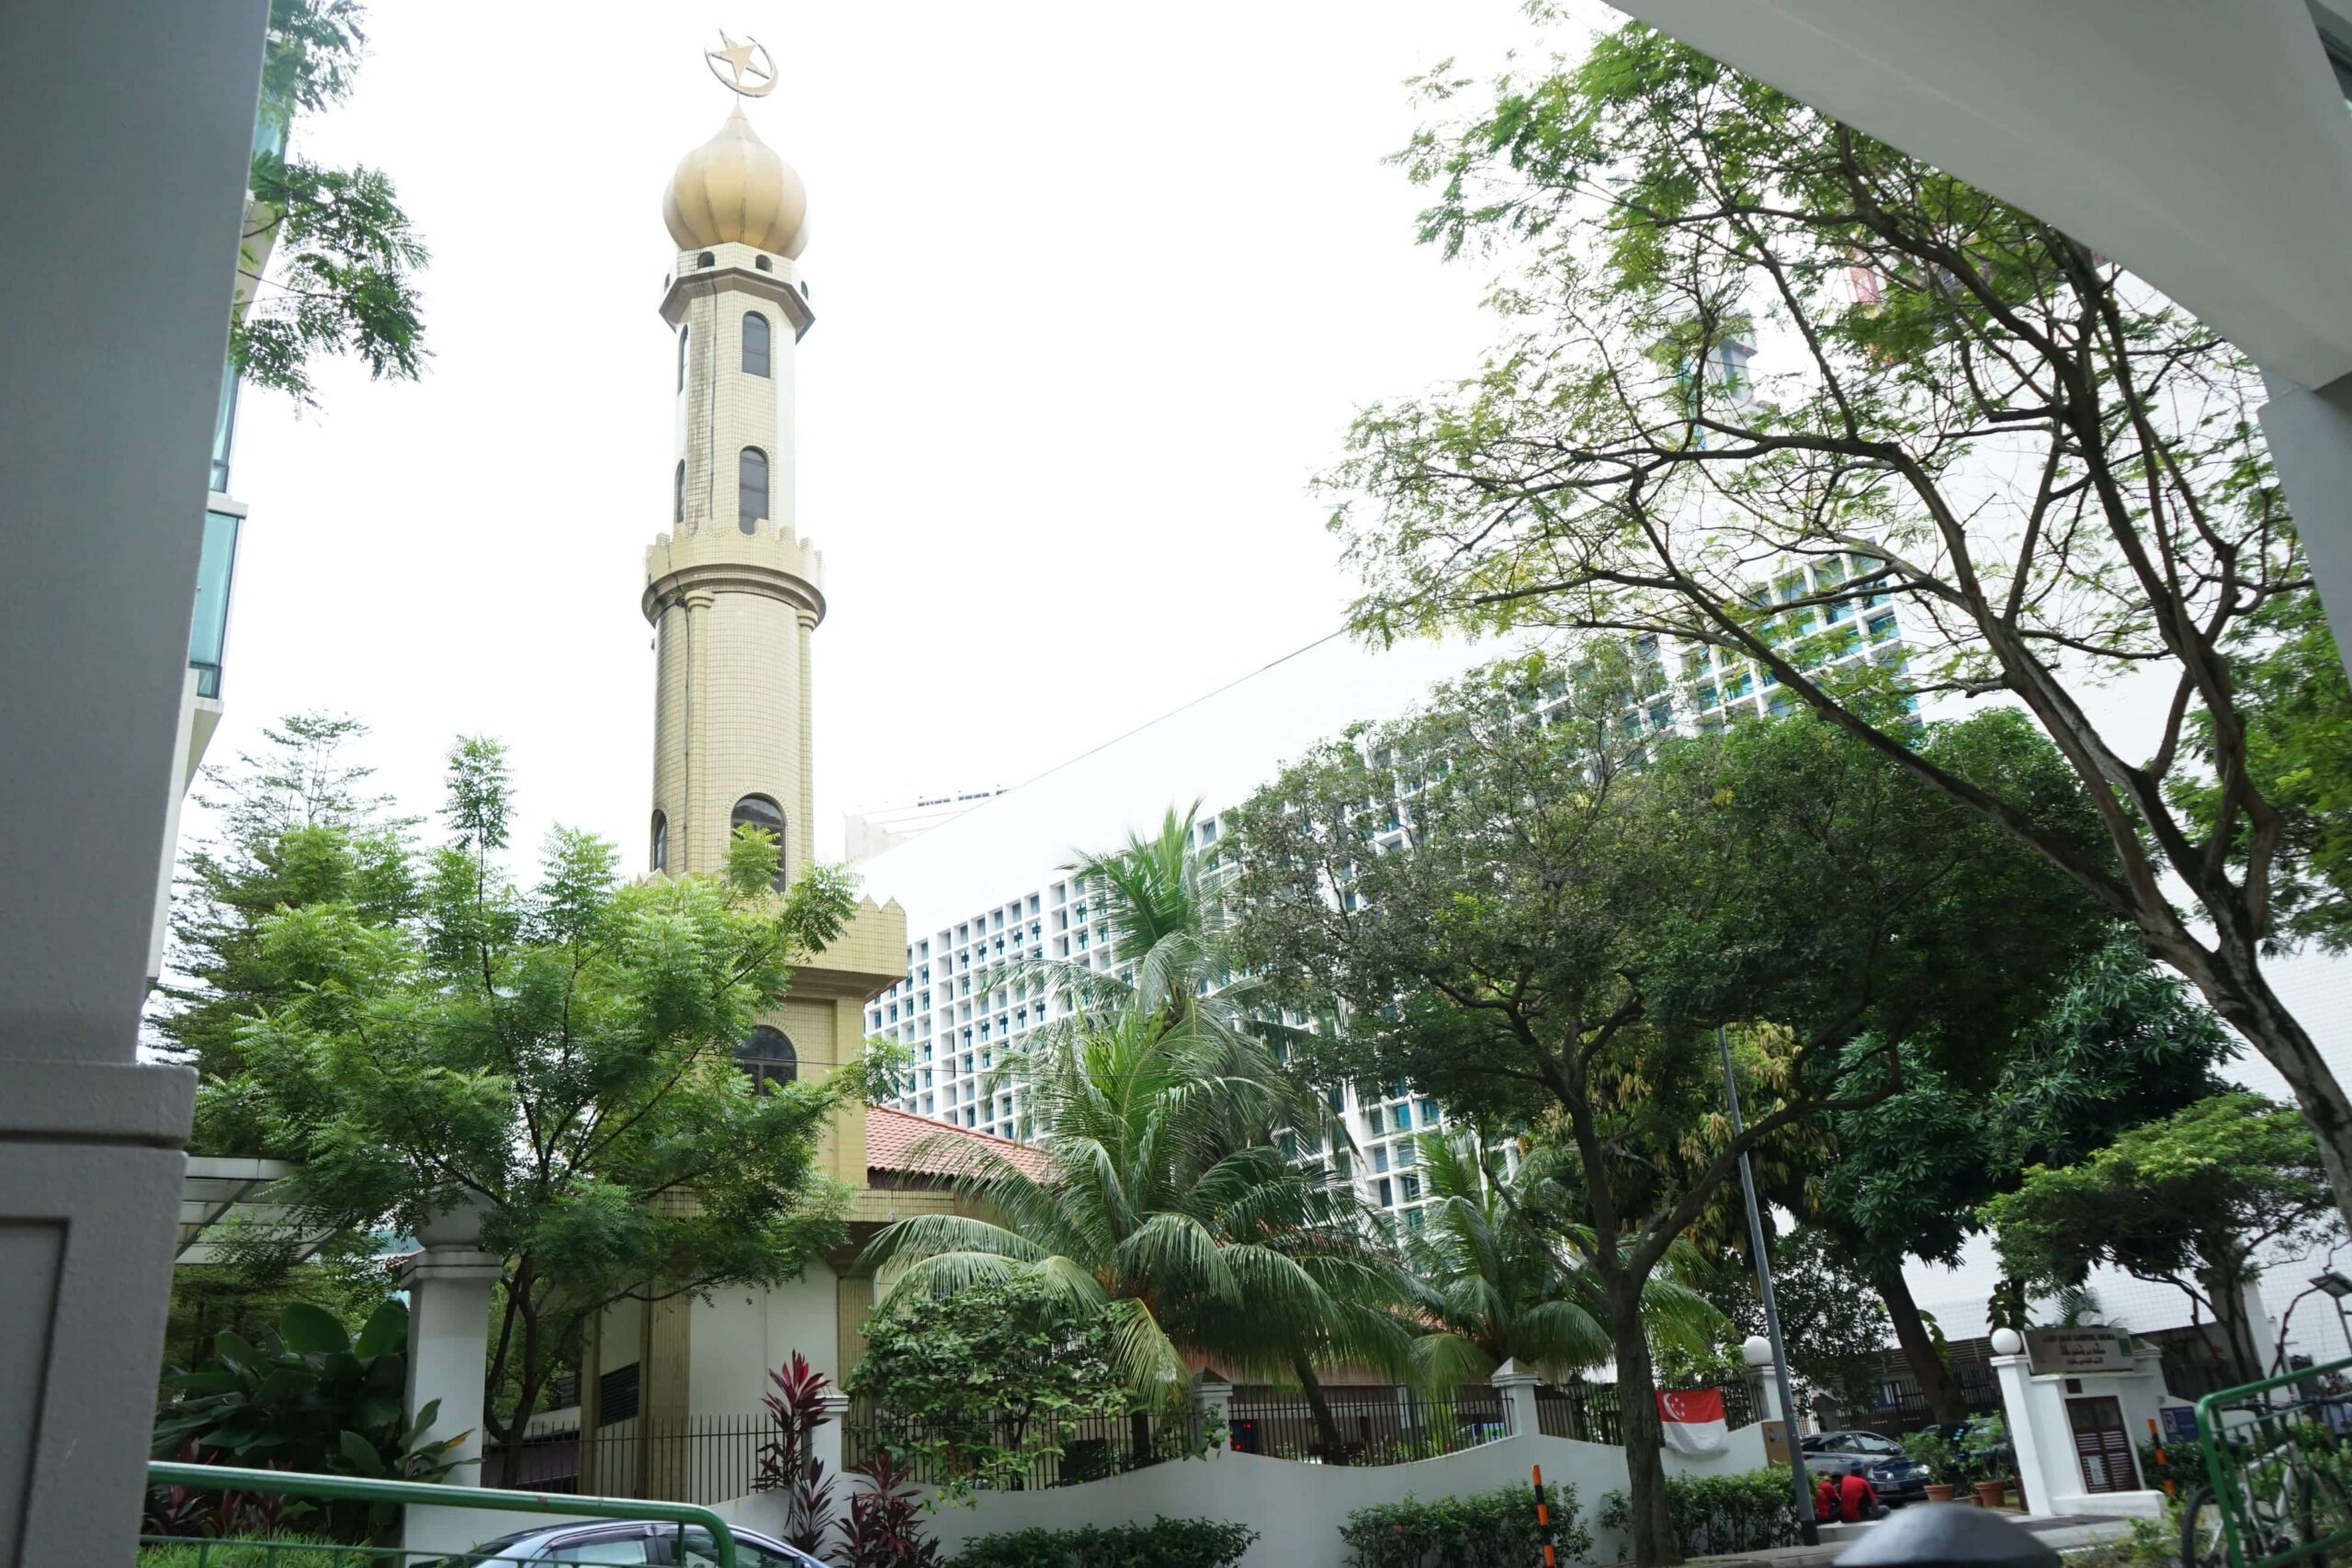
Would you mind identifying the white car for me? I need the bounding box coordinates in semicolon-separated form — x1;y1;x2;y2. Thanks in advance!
442;1520;825;1566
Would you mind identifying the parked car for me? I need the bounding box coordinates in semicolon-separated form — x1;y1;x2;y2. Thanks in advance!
1799;1429;1930;1504
437;1520;823;1566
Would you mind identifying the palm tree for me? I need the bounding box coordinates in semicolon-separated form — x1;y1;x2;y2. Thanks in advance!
982;805;1329;1141
860;1008;1411;1451
1406;1131;1724;1389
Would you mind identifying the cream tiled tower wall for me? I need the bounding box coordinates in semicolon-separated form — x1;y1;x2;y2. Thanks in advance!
644;234;821;878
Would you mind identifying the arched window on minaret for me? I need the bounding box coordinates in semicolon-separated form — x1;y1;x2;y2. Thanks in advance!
673;460;684;525
730;794;787;891
742;312;771;378
676;324;688;391
650;810;667;873
738;447;768;534
736;1024;797;1093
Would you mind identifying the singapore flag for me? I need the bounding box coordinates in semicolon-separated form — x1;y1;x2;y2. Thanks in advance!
1657;1388;1730;1455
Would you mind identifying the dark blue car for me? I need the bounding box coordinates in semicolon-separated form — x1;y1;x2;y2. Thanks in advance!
1800;1428;1931;1504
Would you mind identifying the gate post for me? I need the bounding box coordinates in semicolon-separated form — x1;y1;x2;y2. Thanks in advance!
1492;1359;1544;1438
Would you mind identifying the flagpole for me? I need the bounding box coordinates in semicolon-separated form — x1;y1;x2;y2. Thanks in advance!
1719;1024;1819;1546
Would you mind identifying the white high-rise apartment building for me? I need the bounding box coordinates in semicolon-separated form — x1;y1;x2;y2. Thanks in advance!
857;552;1915;1235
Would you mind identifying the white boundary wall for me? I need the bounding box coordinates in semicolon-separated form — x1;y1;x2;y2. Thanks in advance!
708;1425;1770;1568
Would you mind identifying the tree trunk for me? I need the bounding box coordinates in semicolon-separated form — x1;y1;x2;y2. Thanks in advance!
1293;1352;1348;1464
1872;1264;1967;1424
2158;914;2352;1235
2199;1262;2268;1384
1610;1282;1681;1568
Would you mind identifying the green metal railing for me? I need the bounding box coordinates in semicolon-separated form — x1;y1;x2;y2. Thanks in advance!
142;1461;740;1568
2189;1357;2352;1568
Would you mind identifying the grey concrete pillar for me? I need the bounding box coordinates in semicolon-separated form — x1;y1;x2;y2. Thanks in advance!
0;1;268;1562
2260;368;2352;686
1489;1359;1543;1438
400;1248;503;1490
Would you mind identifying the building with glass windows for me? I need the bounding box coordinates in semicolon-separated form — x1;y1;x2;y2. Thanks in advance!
849;580;1914;1235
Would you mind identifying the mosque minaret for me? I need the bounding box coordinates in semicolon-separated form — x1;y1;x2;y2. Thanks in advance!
644;100;824;882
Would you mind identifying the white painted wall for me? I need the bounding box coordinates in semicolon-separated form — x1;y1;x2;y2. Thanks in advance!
705;1427;1772;1568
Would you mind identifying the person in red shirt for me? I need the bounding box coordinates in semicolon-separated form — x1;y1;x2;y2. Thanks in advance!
1815;1473;1841;1524
1838;1470;1886;1522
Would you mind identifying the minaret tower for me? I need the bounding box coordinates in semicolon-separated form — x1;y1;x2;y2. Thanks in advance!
638;39;904;1184
645;64;822;880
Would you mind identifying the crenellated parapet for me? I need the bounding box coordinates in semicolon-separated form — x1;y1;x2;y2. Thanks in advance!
643;516;826;626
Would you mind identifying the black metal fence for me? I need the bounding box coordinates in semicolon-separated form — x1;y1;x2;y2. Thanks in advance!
481;1414;767;1505
844;1401;1203;1490
1227;1384;1509;1464
1868;1365;2004;1428
1533;1381;1757;1444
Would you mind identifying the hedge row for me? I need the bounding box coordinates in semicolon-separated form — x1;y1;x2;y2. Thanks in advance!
1598;1470;1802;1558
1340;1482;1593;1568
953;1518;1260;1568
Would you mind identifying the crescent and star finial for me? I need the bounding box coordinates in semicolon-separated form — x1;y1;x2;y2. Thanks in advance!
705;30;779;98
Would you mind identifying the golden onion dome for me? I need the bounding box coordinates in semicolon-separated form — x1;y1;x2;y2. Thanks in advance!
662;106;808;257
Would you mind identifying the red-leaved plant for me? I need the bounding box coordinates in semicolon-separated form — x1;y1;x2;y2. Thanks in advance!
757;1351;839;1558
841;1452;940;1568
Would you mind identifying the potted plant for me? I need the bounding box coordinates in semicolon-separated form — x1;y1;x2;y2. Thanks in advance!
1901;1428;1962;1503
1961;1416;2014;1508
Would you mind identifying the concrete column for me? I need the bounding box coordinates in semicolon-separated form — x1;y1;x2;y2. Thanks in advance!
1741;1335;1787;1423
2261;368;2352;685
1489;1359;1543;1438
400;1247;503;1487
1193;1370;1234;1453
816;1390;852;1492
0;1;268;1562
1988;1331;2055;1517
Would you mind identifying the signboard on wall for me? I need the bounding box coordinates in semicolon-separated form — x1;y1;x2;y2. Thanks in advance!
2025;1327;2137;1376
1761;1418;1791;1465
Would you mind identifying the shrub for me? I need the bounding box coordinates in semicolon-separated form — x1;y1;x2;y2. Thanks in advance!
1340;1483;1589;1568
2138;1432;2205;1496
1597;1470;1799;1557
137;1540;385;1568
954;1517;1258;1568
1900;1428;1961;1486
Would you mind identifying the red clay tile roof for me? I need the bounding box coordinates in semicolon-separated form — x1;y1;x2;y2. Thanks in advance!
865;1104;1051;1181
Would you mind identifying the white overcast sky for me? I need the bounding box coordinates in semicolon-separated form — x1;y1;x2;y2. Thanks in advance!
211;0;1611;869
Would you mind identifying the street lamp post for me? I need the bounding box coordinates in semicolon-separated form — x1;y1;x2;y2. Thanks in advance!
1718;1025;1818;1547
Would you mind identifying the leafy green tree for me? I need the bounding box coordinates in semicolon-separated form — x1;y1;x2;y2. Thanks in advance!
2176;588;2352;953
1323;19;2352;1228
154;714;417;1139
1805;934;2234;1418
238;0;428;405
861;1005;1412;1459
203;738;862;1443
1984;1093;2341;1382
1228;660;2106;1566
1406;1130;1722;1386
845;1276;1128;1498
153;1300;463;1540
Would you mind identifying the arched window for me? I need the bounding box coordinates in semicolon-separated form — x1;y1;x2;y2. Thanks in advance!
676;325;688;391
737;1024;797;1094
696;250;715;268
754;254;773;273
730;794;787;890
650;810;667;873
741;312;771;378
738;446;768;534
673;459;685;525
